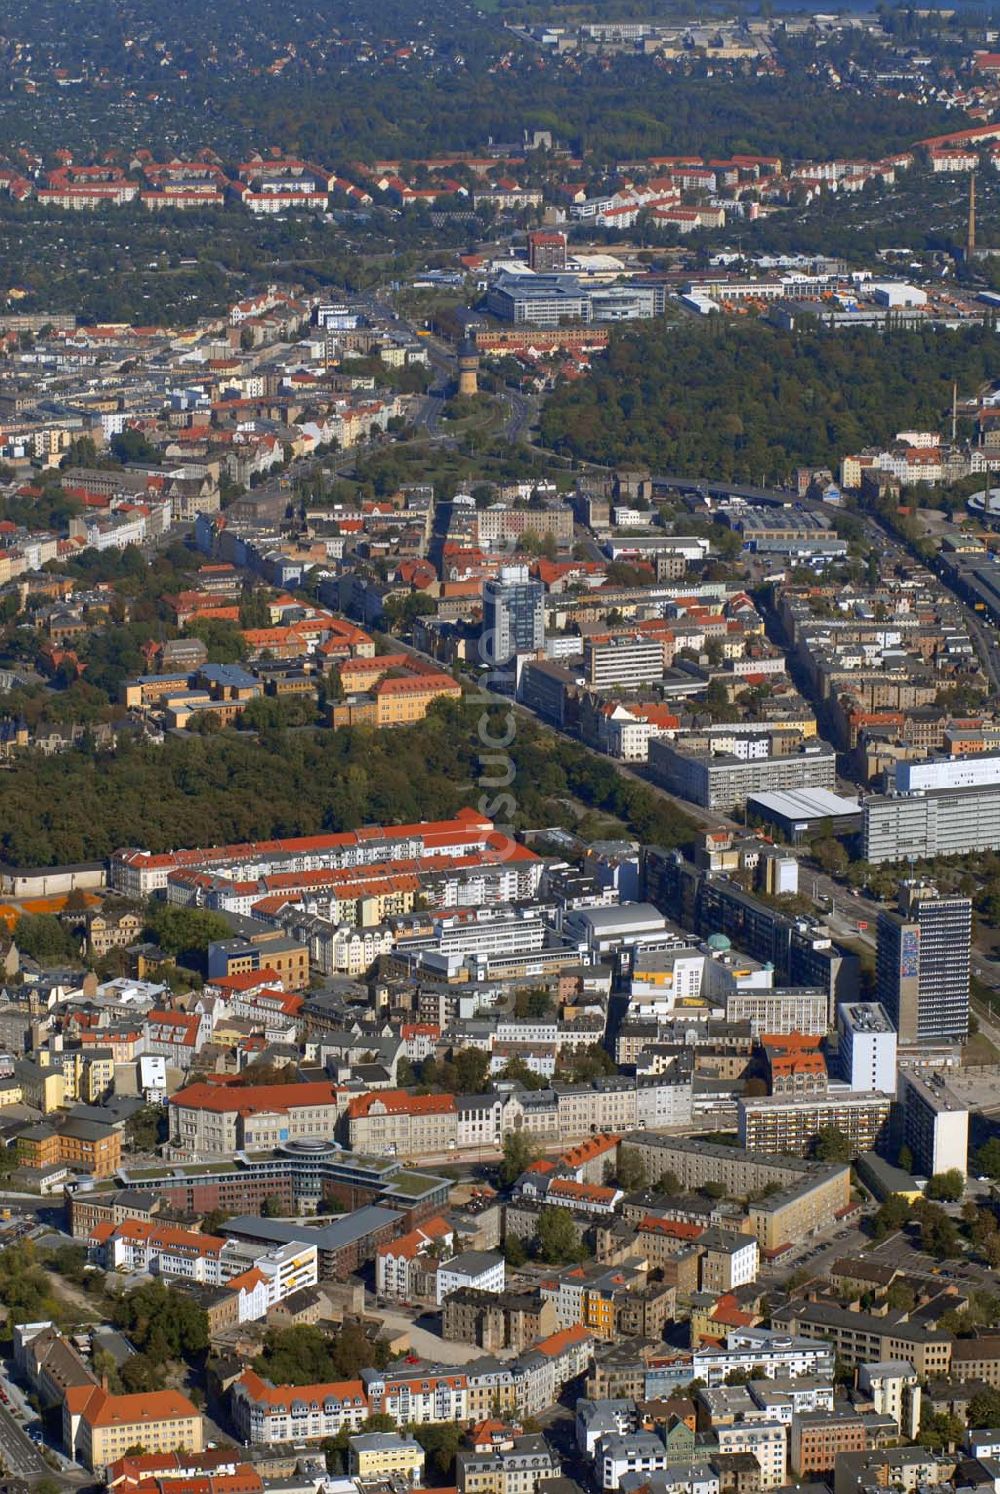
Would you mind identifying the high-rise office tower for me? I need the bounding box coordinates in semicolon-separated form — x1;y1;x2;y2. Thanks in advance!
876;881;970;1043
481;565;545;667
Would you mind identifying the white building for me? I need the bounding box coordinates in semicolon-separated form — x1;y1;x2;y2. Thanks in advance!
436;1249;505;1305
897;751;1000;793
747;1378;834;1424
899;1069;969;1179
838;1002;898;1094
576;1399;637;1456
138;1054;167;1102
871;283;928;308
584;637;664;692
715;1422;787;1488
599;1432;673;1491
694;1330;835;1387
563;904;667;956
858;1362;921;1439
232;1370;369;1445
725;987;828;1038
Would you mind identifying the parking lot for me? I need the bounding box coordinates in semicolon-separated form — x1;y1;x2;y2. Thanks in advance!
760;1221;871;1282
865;1232;999;1292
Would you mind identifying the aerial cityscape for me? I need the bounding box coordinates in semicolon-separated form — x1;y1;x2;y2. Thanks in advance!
9;3;1000;1494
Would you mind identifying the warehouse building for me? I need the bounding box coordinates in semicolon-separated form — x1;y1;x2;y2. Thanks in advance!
746;787;862;845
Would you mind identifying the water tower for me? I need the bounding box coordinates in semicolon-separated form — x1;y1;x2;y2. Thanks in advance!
458;336;480;397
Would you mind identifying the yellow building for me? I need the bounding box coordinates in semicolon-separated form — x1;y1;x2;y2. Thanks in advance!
15;1118;121;1178
583;1287;617;1341
374;675;462;726
64;1385;204;1471
16;1060;65;1113
332;659;462;728
349;1433;424;1484
80;1053;116;1104
87;910;143;958
57;1051;113;1106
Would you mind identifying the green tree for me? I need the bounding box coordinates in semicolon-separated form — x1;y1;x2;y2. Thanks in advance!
183;618;247;664
513;989;554;1020
873;1193;911;1239
914;1199;962;1260
535;1206;588;1265
615;1150;648;1193
452;1047;490;1095
46;1244;88;1283
811;837;848;876
253;1323;387;1387
503;1234;527;1267
919;1409;965;1451
970;1388;1000;1428
978;1137;1000;1180
144;902;232;961
120;1354;167;1394
13;913;78;965
810;1126;852;1163
409;1422;463;1479
111;428;160;465
113;1280;208;1359
925;1169;965;1203
885;1280;916;1312
498;1056;546;1091
0;1241;61;1321
499;1131;540;1187
125;1105;166;1152
565;1045;618;1084
201;1209;231;1235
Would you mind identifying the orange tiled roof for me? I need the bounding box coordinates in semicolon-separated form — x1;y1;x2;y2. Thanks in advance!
65;1385;201;1429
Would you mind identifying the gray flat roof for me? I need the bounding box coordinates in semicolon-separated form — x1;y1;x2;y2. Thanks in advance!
224;1204;399;1250
441;1249;503;1274
746;787;862;819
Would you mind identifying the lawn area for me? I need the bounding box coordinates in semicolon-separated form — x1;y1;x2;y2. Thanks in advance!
964;1029;1000;1066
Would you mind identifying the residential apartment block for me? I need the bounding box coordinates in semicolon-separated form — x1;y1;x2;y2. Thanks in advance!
737;1092;894;1158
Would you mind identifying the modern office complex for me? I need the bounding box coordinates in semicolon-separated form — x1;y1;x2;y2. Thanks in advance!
726;986;830;1037
876;882;971;1043
486;272;665;326
584;637;664;691
481;565;545;666
863;783;1000;863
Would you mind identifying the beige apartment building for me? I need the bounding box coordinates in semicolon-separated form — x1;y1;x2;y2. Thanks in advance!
63;1385;203;1471
619;1133;851;1254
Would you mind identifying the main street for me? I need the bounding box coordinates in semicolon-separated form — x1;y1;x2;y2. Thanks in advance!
0;1398;52;1480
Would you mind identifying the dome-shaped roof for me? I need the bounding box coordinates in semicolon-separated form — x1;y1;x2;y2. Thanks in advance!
706;932;731;951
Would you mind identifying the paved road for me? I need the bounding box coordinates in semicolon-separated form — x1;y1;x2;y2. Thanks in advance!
862;507;1000;696
498;388;537;442
0;1401;49;1478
